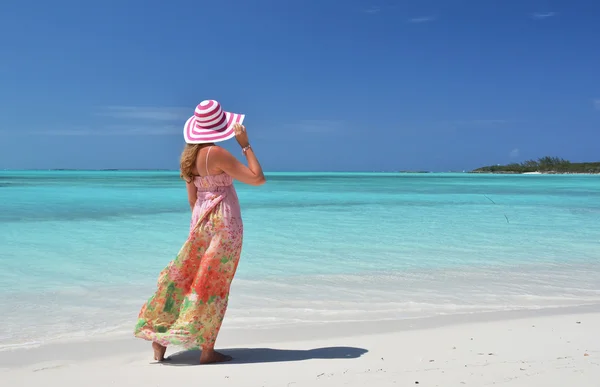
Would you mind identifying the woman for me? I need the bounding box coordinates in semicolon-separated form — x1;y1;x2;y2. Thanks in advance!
134;100;265;364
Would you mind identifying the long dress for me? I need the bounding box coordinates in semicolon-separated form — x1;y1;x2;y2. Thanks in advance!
134;172;243;350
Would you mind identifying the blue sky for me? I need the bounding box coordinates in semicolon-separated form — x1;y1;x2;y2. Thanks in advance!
1;0;599;172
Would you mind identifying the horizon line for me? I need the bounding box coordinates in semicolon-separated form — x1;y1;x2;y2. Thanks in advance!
0;169;469;173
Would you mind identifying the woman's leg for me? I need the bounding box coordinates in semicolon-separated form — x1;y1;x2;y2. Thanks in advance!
152;342;167;361
199;348;233;364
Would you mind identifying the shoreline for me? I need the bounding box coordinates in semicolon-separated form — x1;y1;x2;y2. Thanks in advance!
4;260;600;352
2;305;599;386
3;303;599;361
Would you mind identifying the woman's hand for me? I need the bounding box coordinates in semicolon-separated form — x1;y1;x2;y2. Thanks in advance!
234;123;250;148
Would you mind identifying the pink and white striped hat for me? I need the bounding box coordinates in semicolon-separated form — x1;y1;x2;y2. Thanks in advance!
183;100;245;144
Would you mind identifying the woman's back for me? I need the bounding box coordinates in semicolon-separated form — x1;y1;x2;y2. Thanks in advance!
192;146;234;191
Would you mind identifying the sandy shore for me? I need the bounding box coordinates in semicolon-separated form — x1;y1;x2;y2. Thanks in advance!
2;307;599;386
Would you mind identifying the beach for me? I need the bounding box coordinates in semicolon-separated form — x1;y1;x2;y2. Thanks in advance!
2;307;599;386
1;171;599;384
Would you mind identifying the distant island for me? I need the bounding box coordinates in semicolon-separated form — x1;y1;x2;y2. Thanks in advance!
472;156;600;174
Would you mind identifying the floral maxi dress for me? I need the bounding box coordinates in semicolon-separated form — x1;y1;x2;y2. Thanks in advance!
134;173;243;350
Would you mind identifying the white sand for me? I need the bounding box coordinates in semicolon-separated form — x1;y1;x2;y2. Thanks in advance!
2;307;599;386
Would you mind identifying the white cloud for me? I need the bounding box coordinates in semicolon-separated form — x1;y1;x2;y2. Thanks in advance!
26;125;179;136
408;16;437;23
1;106;188;137
509;148;520;159
532;12;557;19
364;6;381;14
97;106;191;121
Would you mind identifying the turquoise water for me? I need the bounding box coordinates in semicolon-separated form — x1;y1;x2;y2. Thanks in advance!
1;171;600;349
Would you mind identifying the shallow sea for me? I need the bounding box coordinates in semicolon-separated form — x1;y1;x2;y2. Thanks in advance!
1;171;599;349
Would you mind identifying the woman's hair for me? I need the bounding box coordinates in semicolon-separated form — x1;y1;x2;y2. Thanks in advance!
179;144;202;182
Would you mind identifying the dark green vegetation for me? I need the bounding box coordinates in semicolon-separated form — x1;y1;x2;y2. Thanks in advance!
472;156;600;174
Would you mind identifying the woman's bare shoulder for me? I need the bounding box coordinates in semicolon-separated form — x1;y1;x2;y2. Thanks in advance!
210;146;235;158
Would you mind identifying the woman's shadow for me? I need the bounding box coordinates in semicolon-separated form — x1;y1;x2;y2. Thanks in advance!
162;346;368;366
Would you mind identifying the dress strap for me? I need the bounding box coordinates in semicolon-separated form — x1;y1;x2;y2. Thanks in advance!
205;146;213;176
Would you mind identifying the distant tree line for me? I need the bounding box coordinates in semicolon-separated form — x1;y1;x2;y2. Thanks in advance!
473;156;600;174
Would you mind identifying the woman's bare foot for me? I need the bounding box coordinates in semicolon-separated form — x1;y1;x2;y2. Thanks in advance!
152;342;167;361
200;349;233;364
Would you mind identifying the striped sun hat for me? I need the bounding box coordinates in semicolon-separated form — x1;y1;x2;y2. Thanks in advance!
183;100;245;144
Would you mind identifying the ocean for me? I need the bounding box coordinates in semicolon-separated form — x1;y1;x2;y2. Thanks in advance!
1;171;600;350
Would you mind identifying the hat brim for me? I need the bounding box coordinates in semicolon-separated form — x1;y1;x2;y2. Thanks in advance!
183;111;245;144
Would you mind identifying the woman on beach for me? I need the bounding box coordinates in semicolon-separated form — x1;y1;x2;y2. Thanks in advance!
134;100;266;364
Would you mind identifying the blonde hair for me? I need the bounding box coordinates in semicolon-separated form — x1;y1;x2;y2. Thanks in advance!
179;144;202;182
